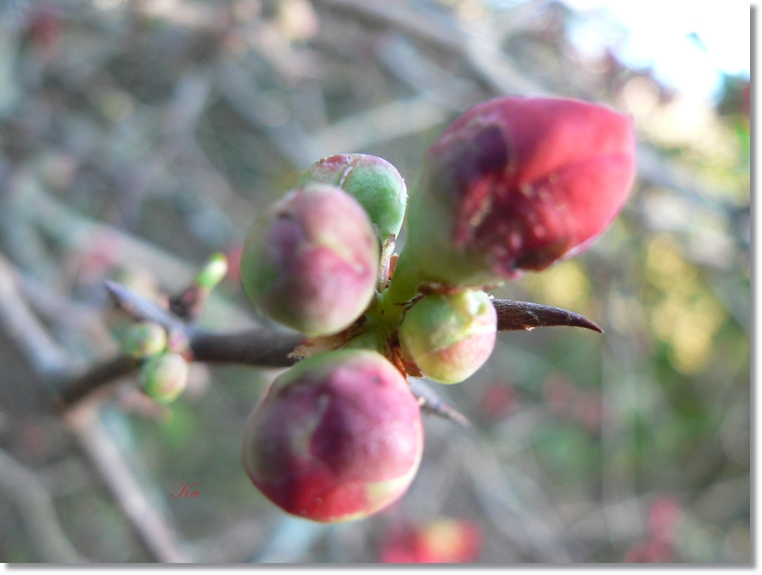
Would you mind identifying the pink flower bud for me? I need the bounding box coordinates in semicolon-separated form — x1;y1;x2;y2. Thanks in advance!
140;351;189;404
242;350;423;522
240;184;380;337
400;96;636;288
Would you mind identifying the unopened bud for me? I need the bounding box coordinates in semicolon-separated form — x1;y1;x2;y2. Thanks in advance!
399;290;497;384
122;321;167;359
398;96;636;289
240;184;380;337
242;349;423;522
299;154;407;241
140;351;189;404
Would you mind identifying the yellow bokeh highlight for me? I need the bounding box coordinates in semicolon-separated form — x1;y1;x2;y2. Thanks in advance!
535;260;591;312
645;234;728;374
645;234;697;292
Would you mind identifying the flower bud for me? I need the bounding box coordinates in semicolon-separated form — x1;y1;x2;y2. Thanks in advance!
122;321;167;359
298;154;407;241
399;290;496;384
242;349;423;522
195;253;228;290
140;351;189;404
399;96;636;288
240;184;380;337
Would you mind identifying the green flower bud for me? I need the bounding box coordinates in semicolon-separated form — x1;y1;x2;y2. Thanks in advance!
298;154;407;241
140;351;189;404
398;290;497;384
122;321;167;359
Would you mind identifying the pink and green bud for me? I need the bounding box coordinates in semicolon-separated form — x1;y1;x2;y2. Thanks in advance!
122;321;167;359
240;184;380;337
397;96;636;290
242;349;423;522
398;290;497;384
140;351;189;404
298;154;407;241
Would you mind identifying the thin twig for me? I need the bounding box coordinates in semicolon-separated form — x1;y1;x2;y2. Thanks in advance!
409;379;470;427
0;252;73;379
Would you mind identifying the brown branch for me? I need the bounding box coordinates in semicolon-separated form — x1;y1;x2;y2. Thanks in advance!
189;329;303;368
55;280;601;409
493;299;603;334
54;329;304;409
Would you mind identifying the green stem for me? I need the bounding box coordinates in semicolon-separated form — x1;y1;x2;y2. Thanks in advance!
385;248;425;305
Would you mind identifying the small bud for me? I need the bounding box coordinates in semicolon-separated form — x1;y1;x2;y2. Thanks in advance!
399;290;497;384
242;349;423;522
240;184;380;337
122;321;167;359
398;96;636;289
140;352;189;404
299;154;407;241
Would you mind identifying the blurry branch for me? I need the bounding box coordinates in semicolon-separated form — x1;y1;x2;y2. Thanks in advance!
0;252;74;379
314;0;546;96
410;379;470;427
314;0;464;53
9;172;194;290
65;401;192;563
0;447;88;563
457;436;572;562
308;95;451;159
374;33;484;112
20;274;118;356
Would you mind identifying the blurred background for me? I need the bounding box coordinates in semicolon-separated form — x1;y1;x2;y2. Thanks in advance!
0;0;750;564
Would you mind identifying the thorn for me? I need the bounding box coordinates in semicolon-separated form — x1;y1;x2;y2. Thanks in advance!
103;280;184;332
492;298;603;333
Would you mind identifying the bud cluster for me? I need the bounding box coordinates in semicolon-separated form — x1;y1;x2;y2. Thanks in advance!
122;321;189;404
238;98;636;522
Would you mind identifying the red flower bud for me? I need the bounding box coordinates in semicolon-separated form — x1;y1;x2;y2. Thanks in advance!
242;350;423;522
399;96;636;288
